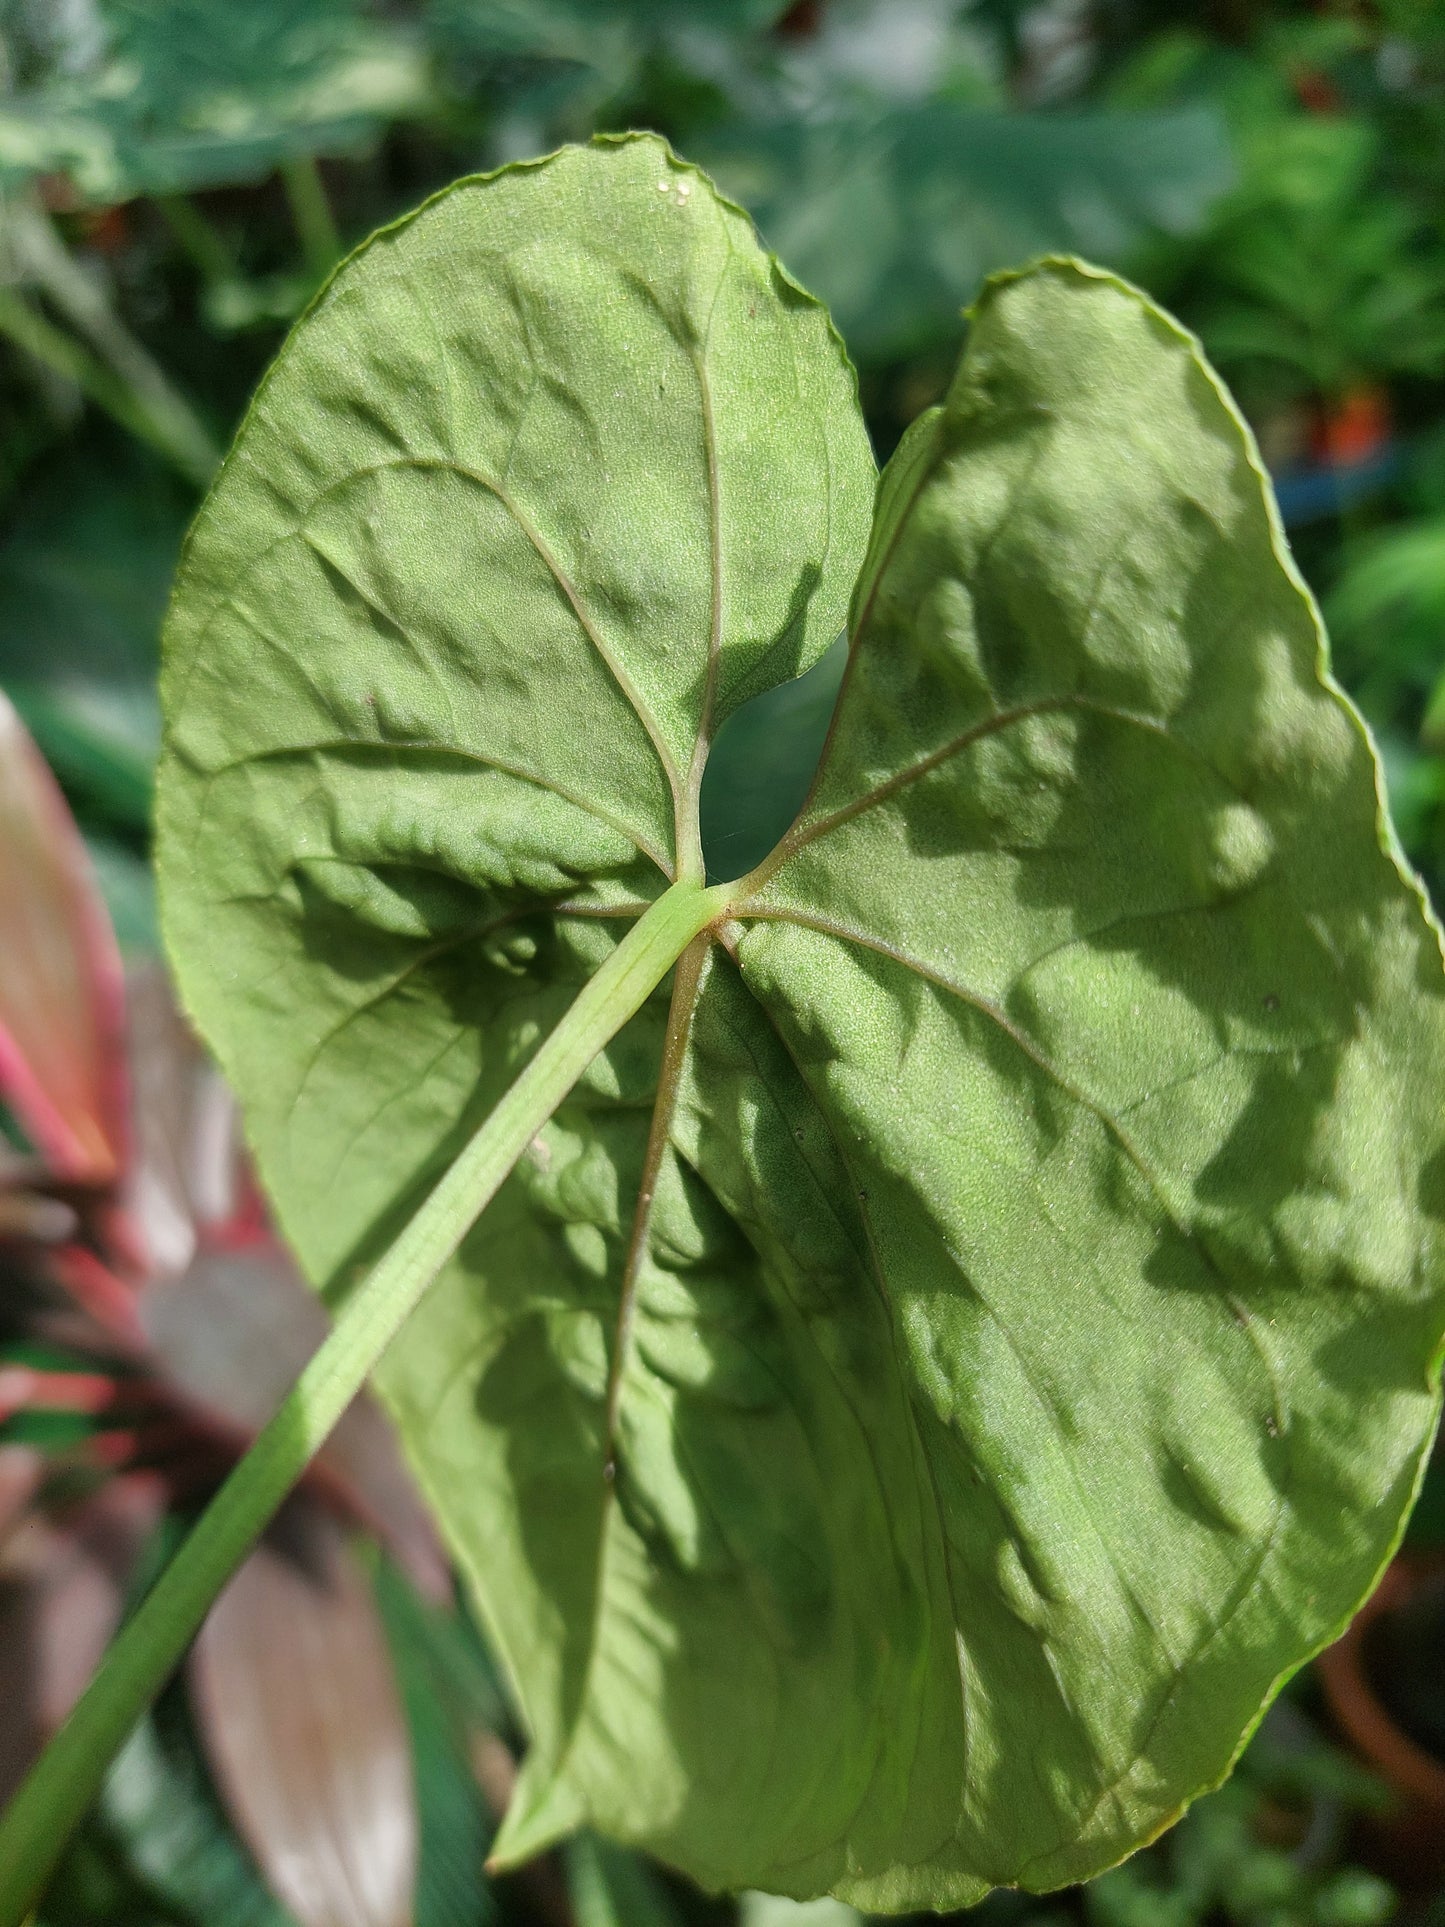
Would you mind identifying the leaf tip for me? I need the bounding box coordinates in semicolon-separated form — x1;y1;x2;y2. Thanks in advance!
485;1755;587;1874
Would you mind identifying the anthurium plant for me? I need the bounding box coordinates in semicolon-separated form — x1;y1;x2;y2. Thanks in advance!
3;132;1444;1920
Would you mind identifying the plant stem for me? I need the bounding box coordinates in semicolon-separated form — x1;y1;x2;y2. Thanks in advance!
0;878;729;1926
280;155;343;282
0;288;171;457
155;194;238;288
6;198;219;486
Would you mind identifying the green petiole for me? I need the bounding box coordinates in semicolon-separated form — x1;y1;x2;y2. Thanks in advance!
280;155;344;281
0;876;731;1927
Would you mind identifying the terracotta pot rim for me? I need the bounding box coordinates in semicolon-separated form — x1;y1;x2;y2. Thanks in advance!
1316;1552;1445;1815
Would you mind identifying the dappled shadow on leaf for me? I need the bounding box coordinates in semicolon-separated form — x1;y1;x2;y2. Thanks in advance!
1418;1142;1445;1224
467;1007;839;1743
457;943;975;1895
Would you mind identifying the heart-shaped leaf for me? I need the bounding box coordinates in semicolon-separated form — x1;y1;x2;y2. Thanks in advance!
156;139;1445;1909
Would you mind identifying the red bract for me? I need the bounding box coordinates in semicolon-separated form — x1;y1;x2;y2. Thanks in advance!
0;690;445;1926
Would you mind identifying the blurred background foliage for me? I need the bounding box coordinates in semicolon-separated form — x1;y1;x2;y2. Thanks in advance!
5;1;1445;1923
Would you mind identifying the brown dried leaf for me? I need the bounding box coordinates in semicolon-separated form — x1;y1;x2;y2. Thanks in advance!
0;1477;159;1803
0;692;128;1183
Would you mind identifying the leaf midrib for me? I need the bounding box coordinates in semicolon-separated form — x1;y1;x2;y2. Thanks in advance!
539;931;710;1804
743;690;1266;899
678;283;730;871
394;455;684;804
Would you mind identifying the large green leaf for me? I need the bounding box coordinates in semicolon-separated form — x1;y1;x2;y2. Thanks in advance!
700;103;1234;361
0;0;431;202
156;139;1445;1910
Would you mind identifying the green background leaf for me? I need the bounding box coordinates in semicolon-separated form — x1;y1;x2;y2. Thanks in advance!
157;142;1445;1912
701;103;1234;363
0;0;432;202
0;441;189;837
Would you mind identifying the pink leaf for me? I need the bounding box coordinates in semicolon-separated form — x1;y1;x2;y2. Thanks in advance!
121;967;447;1593
0;693;129;1185
142;1239;448;1599
119;963;240;1283
191;1497;417;1927
0;1445;45;1543
0;1477;159;1804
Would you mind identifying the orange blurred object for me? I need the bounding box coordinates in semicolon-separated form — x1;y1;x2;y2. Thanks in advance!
1317;1553;1445;1889
1311;384;1393;467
